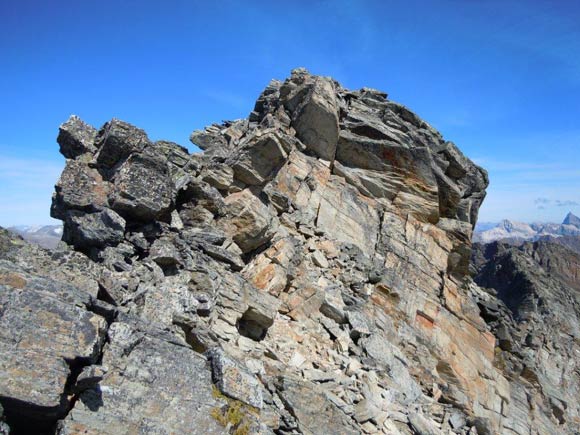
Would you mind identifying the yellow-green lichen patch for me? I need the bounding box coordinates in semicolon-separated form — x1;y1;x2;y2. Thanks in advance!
210;385;259;435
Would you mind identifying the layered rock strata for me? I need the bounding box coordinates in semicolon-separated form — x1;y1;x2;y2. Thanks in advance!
0;68;577;434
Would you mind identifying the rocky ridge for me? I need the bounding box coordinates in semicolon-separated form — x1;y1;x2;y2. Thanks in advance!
472;240;580;434
0;68;578;434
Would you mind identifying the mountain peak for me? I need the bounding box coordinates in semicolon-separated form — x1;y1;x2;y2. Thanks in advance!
563;212;580;227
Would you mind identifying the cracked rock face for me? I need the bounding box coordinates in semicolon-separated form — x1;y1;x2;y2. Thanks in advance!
0;68;577;435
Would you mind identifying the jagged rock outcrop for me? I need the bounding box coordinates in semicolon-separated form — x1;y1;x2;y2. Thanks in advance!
472;240;580;434
540;234;580;256
0;68;577;434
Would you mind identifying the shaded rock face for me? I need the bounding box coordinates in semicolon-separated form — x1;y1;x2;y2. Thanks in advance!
1;68;576;434
472;241;580;434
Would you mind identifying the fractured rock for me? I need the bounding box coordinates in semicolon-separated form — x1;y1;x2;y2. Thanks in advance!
220;189;279;254
57;115;97;159
1;68;572;435
0;262;107;422
63;209;125;249
110;152;174;221
282;69;339;162
207;348;263;409
95;118;150;168
57;321;224;434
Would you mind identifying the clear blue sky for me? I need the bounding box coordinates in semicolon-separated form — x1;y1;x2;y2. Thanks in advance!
1;0;579;225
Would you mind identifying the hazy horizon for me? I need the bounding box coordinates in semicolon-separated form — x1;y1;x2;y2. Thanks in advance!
1;0;579;226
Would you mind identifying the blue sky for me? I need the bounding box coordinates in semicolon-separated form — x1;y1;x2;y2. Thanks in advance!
1;0;579;225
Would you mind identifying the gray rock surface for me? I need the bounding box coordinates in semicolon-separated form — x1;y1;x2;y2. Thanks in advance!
0;69;577;435
63;209;125;249
0;229;107;432
57;115;97;159
207;348;263;409
57;320;224;435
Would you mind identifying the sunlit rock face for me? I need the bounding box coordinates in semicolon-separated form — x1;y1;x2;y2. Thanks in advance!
0;68;577;435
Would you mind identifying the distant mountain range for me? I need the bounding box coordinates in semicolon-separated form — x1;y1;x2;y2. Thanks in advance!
7;224;63;249
474;212;580;244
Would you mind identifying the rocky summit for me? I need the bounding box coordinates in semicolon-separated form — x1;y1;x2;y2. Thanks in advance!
0;68;577;435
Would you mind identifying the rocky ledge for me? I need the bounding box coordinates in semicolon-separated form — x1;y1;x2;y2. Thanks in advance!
0;68;577;434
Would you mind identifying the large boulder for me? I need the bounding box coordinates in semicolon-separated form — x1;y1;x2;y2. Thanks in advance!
57;320;224;435
281;68;339;162
51;160;110;220
95;119;150;168
0;262;106;424
63;209;125;249
219;189;279;254
57;115;97;159
109;152;174;221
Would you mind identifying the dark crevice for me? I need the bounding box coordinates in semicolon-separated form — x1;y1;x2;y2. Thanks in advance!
160;263;180;276
236;308;273;342
241;242;270;264
350;124;390;141
1;303;113;435
56;323;111;430
0;397;60;435
96;283;118;307
0;357;93;434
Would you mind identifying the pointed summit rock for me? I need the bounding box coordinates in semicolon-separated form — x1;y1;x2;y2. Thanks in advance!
563;211;580;227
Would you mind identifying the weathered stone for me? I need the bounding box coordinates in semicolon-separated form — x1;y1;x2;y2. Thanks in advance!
320;284;346;323
110;152;174;221
408;412;441;435
63;209;125;249
57;115;97;159
148;236;182;267
199;242;245;270
190;124;229;153
347;310;371;340
206;348;263;409
448;411;466;430
220;189;279;253
95;118;150;167
282;70;339;161
231;133;288;185
57;321;224;434
276;376;359;435
311;250;329;268
51;160;109;220
0;263;106;422
238;286;281;340
202;164;234;190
